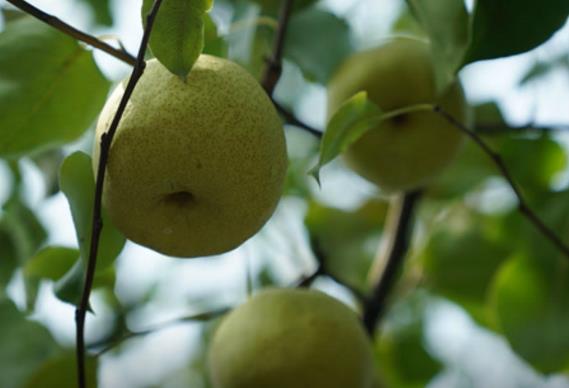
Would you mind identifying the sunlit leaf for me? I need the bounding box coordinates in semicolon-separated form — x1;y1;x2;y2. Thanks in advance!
59;152;125;270
490;255;569;373
407;0;469;93
0;299;58;388
310;92;383;184
284;8;353;84
464;0;569;64
418;205;510;322
142;0;211;78
0;17;110;157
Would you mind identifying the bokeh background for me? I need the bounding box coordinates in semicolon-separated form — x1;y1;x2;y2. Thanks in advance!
1;0;569;387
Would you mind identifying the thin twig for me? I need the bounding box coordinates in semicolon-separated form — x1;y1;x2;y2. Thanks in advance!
363;191;422;336
261;0;294;94
272;99;324;138
5;0;136;66
75;1;164;387
477;122;569;135
90;308;229;357
434;105;569;260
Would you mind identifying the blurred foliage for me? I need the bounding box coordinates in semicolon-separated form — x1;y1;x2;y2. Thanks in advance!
1;0;569;387
0;17;110;157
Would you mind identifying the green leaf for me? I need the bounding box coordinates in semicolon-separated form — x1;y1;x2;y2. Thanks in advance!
284;8;353;84
59;152;126;270
23;351;98;388
305;199;388;293
1;197;47;262
310;92;383;184
142;0;211;78
80;0;113;26
464;0;569;64
31;149;65;197
498;135;567;195
406;0;469;93
490;255;569;373
23;246;79;309
418;205;510;322
0;17;110;157
203;14;228;57
376;292;441;388
0;299;58;388
519;54;569;86
54;259;116;306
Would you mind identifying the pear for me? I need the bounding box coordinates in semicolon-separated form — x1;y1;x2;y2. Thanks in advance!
208;288;375;388
328;37;469;192
93;55;287;257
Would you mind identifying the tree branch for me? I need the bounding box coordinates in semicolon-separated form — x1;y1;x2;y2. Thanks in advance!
90;308;229;356
477;122;569;135
261;0;294;94
363;191;422;337
434;105;569;260
5;0;136;66
74;1;164;387
272;99;324;138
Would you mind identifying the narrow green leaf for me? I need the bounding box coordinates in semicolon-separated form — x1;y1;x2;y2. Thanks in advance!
203;13;228;57
1;197;47;262
284;8;353;84
22;351;98;388
0;299;58;388
59;152;125;270
23;246;79;309
310;92;383;184
142;0;211;78
464;0;569;64
406;0;469;93
0;17;110;157
54;259;115;306
490;255;569;373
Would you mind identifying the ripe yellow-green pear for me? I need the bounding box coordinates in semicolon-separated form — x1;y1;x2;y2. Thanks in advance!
93;55;287;258
208;288;375;388
328;37;469;192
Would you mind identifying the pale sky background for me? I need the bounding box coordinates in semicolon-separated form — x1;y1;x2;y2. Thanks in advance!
1;0;569;387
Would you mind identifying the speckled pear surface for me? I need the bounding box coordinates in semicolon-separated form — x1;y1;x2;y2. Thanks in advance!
328;38;469;192
208;288;375;388
93;56;287;257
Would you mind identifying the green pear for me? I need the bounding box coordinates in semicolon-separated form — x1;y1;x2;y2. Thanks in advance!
93;55;287;258
208;288;375;388
328;37;469;192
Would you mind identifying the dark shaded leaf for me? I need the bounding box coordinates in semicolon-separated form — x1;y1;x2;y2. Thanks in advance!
0;299;58;388
464;1;569;64
22;350;98;388
284;8;353;84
